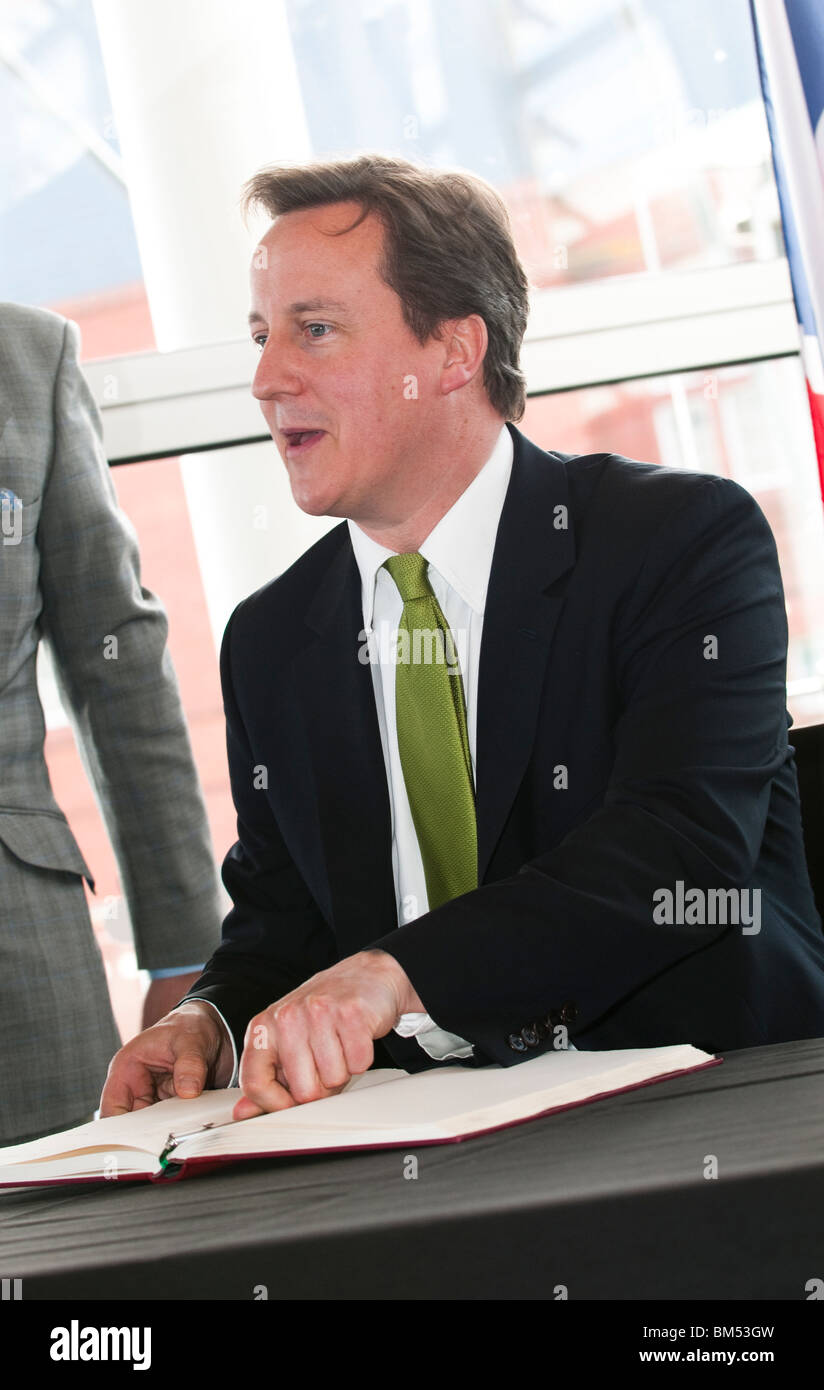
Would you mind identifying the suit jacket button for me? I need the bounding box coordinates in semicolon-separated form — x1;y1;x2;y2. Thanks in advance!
507;1034;528;1052
560;1001;577;1024
521;1025;540;1047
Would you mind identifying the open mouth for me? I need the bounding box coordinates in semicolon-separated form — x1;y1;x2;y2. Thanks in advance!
283;429;326;453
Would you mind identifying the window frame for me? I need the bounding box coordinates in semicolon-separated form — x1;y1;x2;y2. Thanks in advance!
82;258;800;465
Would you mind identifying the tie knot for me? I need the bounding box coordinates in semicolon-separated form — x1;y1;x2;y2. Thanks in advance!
383;552;433;603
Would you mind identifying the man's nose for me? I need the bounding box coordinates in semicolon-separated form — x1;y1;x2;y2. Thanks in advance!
252;337;302;401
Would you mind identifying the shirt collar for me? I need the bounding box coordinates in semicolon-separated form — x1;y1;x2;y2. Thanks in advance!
347;424;513;630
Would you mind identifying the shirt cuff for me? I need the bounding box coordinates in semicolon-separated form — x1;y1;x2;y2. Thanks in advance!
147;964;205;979
393;1011;474;1060
176;997;239;1087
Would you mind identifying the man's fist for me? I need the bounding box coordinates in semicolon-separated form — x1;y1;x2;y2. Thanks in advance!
99;1002;234;1116
234;949;422;1120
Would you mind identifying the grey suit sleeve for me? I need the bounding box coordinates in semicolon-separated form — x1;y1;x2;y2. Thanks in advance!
35;317;223;970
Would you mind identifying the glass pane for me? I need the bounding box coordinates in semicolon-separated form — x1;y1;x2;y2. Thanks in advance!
285;0;783;286
3;0;786;364
522;355;824;727
0;0;153;355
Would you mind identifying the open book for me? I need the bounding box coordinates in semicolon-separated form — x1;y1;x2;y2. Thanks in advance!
0;1044;718;1187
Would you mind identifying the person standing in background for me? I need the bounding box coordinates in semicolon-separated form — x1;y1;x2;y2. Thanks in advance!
0;301;223;1144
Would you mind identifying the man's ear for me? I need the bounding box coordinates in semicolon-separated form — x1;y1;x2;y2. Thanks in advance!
438;314;489;397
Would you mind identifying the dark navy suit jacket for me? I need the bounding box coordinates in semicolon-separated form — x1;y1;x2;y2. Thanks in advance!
182;422;824;1070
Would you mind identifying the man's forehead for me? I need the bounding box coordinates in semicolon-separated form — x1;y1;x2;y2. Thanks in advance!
253;205;380;269
248;207;387;320
257;200;378;247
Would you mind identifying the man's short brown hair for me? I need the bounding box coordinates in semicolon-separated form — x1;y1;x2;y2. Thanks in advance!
241;153;529;422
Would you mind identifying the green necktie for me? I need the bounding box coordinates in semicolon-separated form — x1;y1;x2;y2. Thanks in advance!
382;552;477;910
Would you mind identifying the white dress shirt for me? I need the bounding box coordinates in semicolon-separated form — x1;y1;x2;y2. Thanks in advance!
187;424;515;1081
347;423;514;1060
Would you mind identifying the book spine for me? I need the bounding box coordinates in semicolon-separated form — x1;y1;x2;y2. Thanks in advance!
150;1157;227;1182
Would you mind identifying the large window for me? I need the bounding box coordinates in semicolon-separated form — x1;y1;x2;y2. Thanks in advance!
0;0;152;355
2;0;783;343
285;0;782;285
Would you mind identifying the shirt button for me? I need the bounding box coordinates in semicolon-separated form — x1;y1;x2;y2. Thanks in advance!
507;1034;528;1052
521;1025;540;1047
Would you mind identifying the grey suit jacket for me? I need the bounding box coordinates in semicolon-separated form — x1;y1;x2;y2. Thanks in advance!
0;302;222;1142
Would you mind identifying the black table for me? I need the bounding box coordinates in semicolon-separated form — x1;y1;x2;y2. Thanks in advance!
1;1037;823;1300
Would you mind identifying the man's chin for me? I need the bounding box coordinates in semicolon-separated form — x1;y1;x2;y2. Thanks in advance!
289;487;346;519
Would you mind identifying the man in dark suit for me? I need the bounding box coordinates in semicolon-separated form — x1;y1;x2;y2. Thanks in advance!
100;153;824;1122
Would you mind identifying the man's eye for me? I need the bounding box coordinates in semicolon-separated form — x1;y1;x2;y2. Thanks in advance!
253;334;267;349
304;322;332;338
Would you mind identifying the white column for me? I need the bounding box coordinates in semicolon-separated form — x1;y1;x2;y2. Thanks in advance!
93;0;334;647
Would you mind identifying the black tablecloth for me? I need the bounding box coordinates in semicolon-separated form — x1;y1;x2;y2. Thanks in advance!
1;1037;823;1299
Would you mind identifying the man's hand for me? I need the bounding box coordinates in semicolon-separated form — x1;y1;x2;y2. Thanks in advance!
141;971;203;1030
99;1002;234;1116
233;949;423;1120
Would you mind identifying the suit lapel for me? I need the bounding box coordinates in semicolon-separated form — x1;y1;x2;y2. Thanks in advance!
475;424;575;881
293;541;397;956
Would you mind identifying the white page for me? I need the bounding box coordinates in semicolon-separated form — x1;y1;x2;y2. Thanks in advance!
0;1068;408;1172
173;1046;711;1159
0;1089;240;1168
